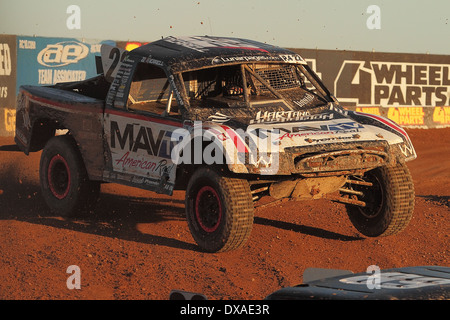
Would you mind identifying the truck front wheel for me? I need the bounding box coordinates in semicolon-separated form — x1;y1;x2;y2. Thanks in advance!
346;162;415;237
185;168;254;252
40;135;100;217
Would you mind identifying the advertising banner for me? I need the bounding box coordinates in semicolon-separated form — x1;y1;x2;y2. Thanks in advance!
0;36;117;136
292;48;450;128
0;34;17;136
17;36;116;92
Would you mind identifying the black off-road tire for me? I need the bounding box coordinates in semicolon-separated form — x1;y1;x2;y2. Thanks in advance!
40;135;100;217
185;167;254;252
346;162;415;237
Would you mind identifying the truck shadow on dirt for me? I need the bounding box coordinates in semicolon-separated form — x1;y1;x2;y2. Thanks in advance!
418;195;450;209
254;217;362;241
0;144;21;152
1;177;364;251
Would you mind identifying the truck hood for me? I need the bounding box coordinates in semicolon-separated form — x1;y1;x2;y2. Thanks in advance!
247;116;405;151
205;108;415;154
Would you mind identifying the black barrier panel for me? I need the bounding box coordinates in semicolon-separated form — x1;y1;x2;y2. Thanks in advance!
0;35;17;137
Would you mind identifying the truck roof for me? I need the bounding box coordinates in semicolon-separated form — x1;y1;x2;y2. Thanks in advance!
129;36;306;72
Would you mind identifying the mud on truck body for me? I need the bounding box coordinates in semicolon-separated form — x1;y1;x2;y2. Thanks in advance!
15;36;416;252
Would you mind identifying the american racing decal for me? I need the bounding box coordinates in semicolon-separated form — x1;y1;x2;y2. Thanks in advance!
105;114;178;184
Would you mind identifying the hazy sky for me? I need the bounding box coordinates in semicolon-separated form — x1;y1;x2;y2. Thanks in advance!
1;0;449;54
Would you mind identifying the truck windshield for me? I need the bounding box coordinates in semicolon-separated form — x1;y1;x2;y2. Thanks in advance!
181;63;330;111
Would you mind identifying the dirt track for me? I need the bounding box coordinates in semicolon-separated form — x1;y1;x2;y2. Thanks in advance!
0;128;448;300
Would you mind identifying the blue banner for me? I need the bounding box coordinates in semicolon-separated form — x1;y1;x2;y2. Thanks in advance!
17;36;115;93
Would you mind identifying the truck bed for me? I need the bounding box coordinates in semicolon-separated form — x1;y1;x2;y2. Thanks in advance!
15;82;107;181
21;85;104;107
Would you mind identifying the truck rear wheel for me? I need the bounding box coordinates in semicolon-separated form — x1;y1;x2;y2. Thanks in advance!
185;168;254;252
40;135;100;217
346;162;415;237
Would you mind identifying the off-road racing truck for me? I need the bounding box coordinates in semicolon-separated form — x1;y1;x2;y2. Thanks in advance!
15;36;416;253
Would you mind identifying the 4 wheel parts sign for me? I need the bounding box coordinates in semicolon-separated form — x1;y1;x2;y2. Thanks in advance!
293;48;450;128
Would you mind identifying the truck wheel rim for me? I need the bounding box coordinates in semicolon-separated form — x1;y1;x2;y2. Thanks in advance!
48;154;71;200
358;173;383;219
195;186;222;233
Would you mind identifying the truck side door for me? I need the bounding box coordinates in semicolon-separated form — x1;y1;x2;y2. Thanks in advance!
102;57;183;195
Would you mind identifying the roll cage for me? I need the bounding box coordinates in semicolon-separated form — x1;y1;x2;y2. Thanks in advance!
123;59;335;121
177;62;333;111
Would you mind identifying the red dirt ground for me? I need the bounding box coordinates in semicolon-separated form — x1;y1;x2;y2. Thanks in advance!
0;128;448;300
